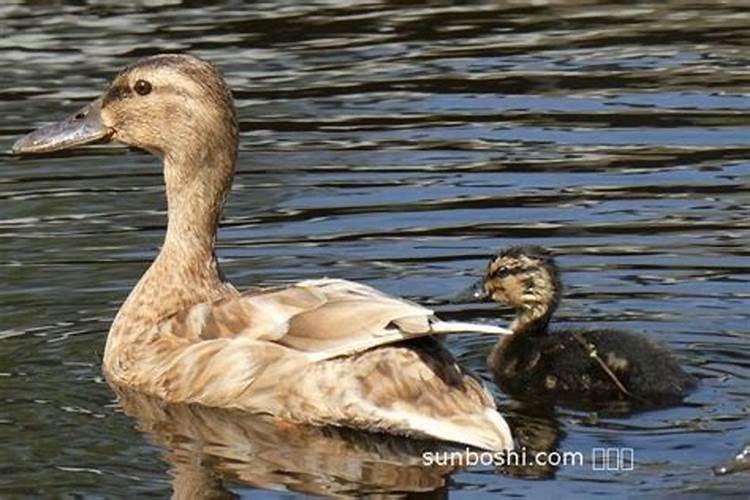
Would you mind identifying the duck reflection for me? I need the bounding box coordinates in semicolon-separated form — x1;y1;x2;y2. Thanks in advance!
114;386;456;498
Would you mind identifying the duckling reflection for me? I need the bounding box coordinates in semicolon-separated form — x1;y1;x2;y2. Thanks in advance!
497;401;565;479
461;246;695;407
114;386;456;498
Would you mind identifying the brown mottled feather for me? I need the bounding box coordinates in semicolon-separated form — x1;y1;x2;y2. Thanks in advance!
156;278;483;360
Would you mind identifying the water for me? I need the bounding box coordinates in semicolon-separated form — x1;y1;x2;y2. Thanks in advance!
1;0;748;497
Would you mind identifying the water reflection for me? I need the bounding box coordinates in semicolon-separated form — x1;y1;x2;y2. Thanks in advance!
501;402;564;479
115;387;455;497
116;390;569;493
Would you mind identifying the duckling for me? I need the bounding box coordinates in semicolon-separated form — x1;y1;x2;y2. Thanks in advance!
13;54;514;451
464;245;695;405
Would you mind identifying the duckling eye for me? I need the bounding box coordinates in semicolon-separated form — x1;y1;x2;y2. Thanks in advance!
134;79;152;96
494;266;512;278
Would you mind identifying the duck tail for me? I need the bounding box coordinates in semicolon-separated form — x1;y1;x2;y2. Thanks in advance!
430;320;512;336
392;407;514;452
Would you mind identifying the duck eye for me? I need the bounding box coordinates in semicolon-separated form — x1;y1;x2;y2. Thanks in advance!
134;79;152;96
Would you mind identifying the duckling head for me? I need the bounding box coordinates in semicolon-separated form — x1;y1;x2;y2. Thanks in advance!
460;245;561;334
483;245;560;310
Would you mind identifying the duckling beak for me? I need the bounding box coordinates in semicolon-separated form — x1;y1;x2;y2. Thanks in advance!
451;279;490;303
12;98;113;155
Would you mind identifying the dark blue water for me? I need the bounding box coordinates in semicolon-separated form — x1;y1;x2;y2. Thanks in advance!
0;1;748;497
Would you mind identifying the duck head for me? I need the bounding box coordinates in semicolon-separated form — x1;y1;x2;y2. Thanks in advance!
14;53;243;281
14;54;240;246
13;53;238;179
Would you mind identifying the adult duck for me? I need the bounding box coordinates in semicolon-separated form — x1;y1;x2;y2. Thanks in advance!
13;54;513;451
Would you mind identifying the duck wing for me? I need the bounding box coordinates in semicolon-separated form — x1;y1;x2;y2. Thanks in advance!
157;278;510;361
141;279;514;451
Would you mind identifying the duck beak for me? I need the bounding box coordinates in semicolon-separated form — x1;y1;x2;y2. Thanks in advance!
12;98;113;155
451;279;490;303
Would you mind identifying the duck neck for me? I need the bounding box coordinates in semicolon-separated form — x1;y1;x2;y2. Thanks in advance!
116;144;237;324
159;148;233;278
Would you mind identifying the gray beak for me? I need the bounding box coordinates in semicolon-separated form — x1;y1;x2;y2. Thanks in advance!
451;278;490;303
13;98;112;155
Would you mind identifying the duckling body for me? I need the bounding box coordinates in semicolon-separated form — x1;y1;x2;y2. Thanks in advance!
471;246;695;405
489;326;694;403
13;54;513;451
